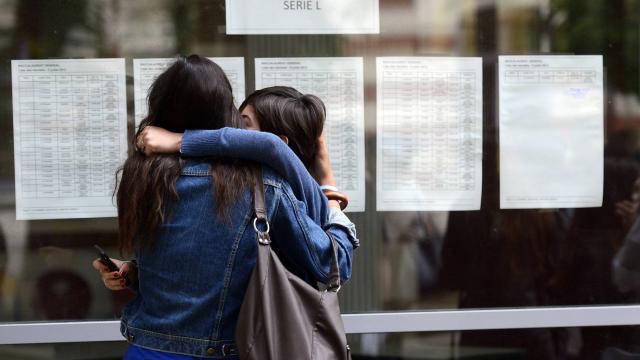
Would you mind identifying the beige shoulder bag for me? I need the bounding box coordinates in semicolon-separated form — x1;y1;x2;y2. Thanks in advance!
235;171;352;360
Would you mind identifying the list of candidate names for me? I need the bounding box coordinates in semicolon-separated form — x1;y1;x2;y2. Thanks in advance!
499;55;603;209
376;57;483;211
256;58;366;212
12;59;127;219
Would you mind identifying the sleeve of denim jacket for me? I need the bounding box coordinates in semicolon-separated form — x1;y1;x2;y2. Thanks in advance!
328;207;359;248
273;181;354;283
181;128;328;225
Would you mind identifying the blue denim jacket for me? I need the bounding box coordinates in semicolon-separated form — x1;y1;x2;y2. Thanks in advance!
182;128;328;224
181;128;358;248
120;162;354;358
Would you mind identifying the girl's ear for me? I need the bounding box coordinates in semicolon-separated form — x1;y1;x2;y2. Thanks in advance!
279;135;289;145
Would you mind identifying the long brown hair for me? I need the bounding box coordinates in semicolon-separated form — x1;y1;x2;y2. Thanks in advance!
240;86;325;169
117;55;254;254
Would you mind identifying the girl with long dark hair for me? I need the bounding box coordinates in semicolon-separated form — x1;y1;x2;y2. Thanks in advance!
94;56;355;359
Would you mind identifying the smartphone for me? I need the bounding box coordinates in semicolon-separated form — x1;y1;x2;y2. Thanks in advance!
94;245;131;287
94;244;120;272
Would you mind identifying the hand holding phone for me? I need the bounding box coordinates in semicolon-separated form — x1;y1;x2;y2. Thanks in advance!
94;245;130;287
94;245;120;272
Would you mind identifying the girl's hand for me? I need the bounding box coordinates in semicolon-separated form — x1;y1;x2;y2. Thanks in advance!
137;126;183;156
92;258;135;291
311;134;336;186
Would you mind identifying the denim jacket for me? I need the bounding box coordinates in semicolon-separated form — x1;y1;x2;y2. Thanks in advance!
120;162;354;358
181;128;358;247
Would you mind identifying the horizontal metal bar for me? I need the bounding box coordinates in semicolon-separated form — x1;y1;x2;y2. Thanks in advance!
342;305;640;333
0;321;122;345
1;306;640;344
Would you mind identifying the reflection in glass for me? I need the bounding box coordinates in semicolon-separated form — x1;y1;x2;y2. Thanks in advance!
0;3;637;352
348;327;640;360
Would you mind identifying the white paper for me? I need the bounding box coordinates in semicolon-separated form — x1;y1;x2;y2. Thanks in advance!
499;55;604;209
134;57;245;126
376;57;483;211
11;59;128;220
256;58;366;212
226;0;379;34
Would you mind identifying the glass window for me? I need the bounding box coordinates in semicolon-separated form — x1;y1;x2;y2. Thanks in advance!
0;341;127;359
1;326;640;359
347;326;640;359
0;0;638;324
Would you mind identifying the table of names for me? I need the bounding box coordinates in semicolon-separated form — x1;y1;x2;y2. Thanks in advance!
499;55;603;209
12;59;128;219
376;57;483;211
256;58;366;212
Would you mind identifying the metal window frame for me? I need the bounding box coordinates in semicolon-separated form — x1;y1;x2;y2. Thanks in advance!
1;305;639;344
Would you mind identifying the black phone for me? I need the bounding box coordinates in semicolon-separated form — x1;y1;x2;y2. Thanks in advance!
94;244;120;272
94;245;131;287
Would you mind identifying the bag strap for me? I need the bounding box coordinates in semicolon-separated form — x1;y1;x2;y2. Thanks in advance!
252;169;342;292
253;170;271;245
326;233;342;292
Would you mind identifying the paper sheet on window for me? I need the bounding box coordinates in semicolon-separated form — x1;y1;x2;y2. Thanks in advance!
376;57;483;211
11;59;127;220
255;58;366;212
226;0;379;34
134;57;245;126
499;55;604;209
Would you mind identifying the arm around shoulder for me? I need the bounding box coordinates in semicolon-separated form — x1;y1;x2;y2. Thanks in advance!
182;128;330;225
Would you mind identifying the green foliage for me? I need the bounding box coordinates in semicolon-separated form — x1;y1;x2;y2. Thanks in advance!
551;0;639;94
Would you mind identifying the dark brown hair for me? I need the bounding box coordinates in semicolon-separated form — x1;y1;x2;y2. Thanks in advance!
240;86;326;169
117;55;254;254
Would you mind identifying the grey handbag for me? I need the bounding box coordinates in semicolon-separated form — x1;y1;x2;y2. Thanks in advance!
235;172;352;360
